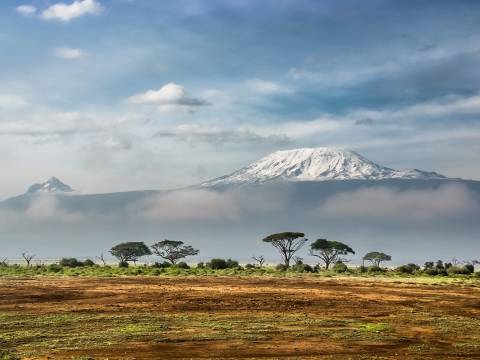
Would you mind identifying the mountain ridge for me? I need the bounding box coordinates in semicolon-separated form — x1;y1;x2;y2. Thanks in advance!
201;147;447;187
27;177;74;194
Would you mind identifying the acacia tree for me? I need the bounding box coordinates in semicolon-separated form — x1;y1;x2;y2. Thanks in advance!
110;242;151;265
309;239;355;269
262;232;308;267
151;240;199;264
363;251;391;267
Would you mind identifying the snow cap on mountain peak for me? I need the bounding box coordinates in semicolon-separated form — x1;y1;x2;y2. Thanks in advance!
27;177;74;194
202;147;447;187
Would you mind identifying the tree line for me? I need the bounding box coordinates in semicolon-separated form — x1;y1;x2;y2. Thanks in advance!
106;232;392;269
2;232;477;275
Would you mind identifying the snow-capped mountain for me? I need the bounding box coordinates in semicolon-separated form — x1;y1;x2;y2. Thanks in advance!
201;147;447;187
27;177;74;194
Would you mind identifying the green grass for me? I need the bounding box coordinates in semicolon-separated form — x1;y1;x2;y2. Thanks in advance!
0;311;400;357
0;264;479;282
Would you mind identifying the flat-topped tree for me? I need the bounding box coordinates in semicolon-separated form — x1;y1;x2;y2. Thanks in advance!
363;251;391;267
310;239;355;269
262;232;308;267
110;242;151;266
151;240;199;264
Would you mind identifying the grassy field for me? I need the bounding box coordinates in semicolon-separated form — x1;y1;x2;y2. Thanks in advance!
0;274;479;359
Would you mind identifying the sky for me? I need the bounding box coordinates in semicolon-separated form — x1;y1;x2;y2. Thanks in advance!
1;0;480;199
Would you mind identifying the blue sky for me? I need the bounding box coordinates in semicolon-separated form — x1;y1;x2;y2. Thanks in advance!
1;0;480;197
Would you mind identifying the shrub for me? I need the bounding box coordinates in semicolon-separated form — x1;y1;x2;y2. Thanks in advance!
47;264;62;273
245;263;256;269
175;261;190;269
424;261;434;269
226;259;239;269
424;268;447;276
59;258;84;268
83;259;95;267
290;263;314;272
465;264;475;274
396;263;420;274
447;266;473;275
358;265;368;273
275;264;288;271
196;262;205;269
207;258;228;269
368;265;385;273
332;261;348;273
206;258;240;269
118;261;129;268
153;261;171;268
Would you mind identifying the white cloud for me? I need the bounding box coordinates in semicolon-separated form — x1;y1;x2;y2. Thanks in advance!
25;195;83;222
127;82;209;113
0;94;27;109
134;190;240;221
15;5;37;16
54;47;87;60
246;79;292;95
40;0;103;23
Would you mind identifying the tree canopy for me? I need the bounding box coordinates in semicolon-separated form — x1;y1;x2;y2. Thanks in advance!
262;232;307;267
310;239;355;269
151;240;199;264
363;251;391;267
110;242;151;264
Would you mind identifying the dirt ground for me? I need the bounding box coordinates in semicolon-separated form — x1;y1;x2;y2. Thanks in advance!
0;275;479;359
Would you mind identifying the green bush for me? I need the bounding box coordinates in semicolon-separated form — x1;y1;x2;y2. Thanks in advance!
396;263;420;274
59;258;84;267
332;262;348;273
83;259;95;267
118;261;129;268
207;258;228;269
206;258;240;269
447;266;473;275
424;268;447;276
368;265;385;273
175;261;190;269
245;263;256;269
226;259;239;268
153;261;171;268
47;264;62;273
290;263;314;272
196;262;205;269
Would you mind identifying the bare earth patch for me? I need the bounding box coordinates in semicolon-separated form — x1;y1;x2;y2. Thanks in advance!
0;276;479;359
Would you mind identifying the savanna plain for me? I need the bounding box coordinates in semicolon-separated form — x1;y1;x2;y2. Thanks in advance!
0;272;479;359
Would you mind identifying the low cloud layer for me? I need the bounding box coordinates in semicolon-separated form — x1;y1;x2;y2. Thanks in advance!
1;183;479;262
318;184;479;221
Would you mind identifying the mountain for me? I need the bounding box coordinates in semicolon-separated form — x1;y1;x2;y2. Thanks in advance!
201;147;447;187
27;177;74;194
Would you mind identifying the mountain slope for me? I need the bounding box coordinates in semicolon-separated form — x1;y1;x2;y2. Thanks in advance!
201;147;447;187
27;177;74;194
